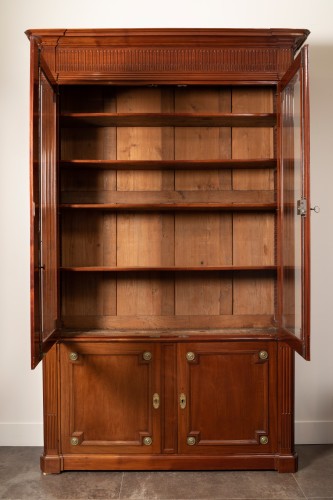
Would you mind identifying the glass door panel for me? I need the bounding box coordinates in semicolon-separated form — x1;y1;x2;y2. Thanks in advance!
30;39;59;368
280;47;310;360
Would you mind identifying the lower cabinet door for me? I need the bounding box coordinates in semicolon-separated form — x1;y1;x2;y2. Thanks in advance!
178;342;277;455
60;342;161;454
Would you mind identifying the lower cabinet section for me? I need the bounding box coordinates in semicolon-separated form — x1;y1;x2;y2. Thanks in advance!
47;339;297;472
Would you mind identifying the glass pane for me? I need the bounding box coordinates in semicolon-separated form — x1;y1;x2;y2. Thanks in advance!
281;70;303;338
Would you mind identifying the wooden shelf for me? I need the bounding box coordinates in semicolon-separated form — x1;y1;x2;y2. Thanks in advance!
60;112;276;128
60;190;275;205
60;202;277;211
60;266;277;272
60;159;277;170
60;327;279;339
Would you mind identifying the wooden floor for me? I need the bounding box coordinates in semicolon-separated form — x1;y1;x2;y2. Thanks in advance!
0;445;333;499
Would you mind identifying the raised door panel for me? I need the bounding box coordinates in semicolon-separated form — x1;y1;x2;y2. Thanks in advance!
178;342;277;454
60;343;161;454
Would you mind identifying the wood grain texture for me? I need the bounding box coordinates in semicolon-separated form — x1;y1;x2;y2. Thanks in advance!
27;28;309;84
174;87;232;190
41;344;61;473
178;342;277;454
29;28;310;474
60;342;161;454
62;314;275;330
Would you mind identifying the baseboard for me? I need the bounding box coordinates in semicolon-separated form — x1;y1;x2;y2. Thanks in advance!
295;421;333;444
0;423;43;446
0;422;332;446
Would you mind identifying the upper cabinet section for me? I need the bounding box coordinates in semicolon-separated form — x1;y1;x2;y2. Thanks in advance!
25;29;310;84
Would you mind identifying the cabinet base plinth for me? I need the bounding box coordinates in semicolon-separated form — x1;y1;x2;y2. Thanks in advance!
40;454;62;474
45;454;299;473
275;453;298;473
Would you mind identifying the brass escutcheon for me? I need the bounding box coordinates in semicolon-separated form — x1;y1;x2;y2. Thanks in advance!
153;393;160;409
179;393;187;410
260;435;269;445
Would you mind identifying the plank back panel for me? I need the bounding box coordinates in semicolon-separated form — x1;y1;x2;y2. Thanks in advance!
232;88;274;190
60;85;277;331
174;87;233;319
231;87;276;317
116;88;175;317
61;211;116;267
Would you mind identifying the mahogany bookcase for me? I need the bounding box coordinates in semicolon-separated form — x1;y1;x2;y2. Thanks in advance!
26;28;311;473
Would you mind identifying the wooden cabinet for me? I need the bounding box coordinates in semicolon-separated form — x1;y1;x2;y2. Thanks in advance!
59;341;277;469
26;28;311;473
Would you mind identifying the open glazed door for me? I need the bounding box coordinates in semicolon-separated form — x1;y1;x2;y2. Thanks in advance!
30;39;59;368
279;46;310;360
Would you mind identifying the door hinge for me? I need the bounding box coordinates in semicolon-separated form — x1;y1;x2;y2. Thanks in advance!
297;198;307;216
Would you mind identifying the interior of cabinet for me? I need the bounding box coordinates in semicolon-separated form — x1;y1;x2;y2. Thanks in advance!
59;85;277;333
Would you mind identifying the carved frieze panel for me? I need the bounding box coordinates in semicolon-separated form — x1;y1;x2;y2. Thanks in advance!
56;47;293;81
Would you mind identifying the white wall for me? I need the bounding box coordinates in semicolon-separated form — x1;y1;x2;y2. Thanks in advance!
0;0;332;445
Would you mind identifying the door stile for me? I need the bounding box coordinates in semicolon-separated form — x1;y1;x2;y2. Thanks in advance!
30;38;41;368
